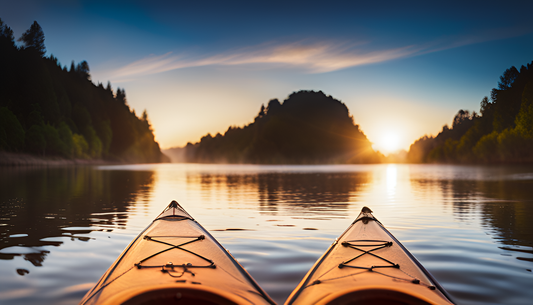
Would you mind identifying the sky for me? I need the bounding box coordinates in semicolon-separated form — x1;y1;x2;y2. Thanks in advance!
1;0;533;154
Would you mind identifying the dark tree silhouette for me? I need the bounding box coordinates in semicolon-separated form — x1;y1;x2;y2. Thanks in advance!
18;21;46;56
182;90;381;164
0;18;168;163
498;67;519;90
408;61;533;163
76;60;90;80
0;18;14;45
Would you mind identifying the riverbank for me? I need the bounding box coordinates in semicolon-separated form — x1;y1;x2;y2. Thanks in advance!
0;152;118;166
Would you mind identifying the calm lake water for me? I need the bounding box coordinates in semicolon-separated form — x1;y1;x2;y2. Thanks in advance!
0;163;532;305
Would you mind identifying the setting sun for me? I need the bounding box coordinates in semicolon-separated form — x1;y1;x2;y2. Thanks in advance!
374;132;401;154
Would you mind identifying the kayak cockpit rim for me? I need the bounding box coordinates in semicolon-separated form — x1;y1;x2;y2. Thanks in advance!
317;286;437;305
98;284;245;305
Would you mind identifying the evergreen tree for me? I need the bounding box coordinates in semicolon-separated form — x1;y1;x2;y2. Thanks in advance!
409;61;533;163
77;60;90;80
105;81;113;95
0;18;15;45
0;107;25;151
18;21;46;56
116;88;127;104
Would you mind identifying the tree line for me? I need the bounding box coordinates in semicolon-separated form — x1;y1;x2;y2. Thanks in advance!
175;90;382;164
408;61;533;163
0;19;168;163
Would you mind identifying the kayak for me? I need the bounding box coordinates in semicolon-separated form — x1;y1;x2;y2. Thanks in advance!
80;201;275;305
285;207;455;305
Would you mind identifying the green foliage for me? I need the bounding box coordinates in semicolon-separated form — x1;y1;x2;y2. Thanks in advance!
42;124;65;156
27;108;45;127
455;122;483;161
72;133;89;158
0;107;25;151
473;131;498;161
407;135;434;163
515;81;533;138
411;61;533;163
497;128;528;161
57;122;74;157
96;120;112;155
0;18;166;163
83;126;103;158
25;125;46;155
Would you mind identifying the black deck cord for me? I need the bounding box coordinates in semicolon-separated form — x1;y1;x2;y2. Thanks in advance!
134;235;215;270
286;207;450;305
339;239;399;270
160;200;275;304
81;201;207;305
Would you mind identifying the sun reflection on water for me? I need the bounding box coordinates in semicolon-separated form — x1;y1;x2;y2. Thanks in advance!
386;164;397;199
1;164;533;305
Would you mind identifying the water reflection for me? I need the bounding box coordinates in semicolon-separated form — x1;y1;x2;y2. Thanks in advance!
409;165;533;261
386;164;397;198
1;164;533;305
478;182;533;261
187;171;371;216
0;167;154;270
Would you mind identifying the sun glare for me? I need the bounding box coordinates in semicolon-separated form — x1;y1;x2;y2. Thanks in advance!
376;132;401;154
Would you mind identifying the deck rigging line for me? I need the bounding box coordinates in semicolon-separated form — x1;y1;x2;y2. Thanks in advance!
135;235;216;278
339;239;399;270
306;239;427;288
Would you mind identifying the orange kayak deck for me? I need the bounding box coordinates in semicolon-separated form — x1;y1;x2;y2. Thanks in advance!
285;207;455;305
80;201;275;305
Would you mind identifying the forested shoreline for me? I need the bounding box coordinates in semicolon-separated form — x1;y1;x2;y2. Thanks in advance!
0;19;168;164
167;91;383;164
167;62;533;165
408;61;533;163
3;18;532;166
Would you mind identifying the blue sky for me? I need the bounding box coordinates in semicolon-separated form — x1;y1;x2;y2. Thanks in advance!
1;0;533;153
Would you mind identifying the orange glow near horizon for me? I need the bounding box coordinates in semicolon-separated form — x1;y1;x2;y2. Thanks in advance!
139;88;448;153
373;132;402;154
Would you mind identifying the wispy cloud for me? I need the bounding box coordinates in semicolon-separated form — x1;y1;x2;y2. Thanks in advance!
108;41;421;81
108;27;532;82
415;25;533;56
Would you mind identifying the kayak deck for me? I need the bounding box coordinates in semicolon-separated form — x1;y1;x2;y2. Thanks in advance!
285;207;455;305
80;201;275;305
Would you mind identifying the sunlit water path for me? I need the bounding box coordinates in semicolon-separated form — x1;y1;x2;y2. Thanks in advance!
1;164;532;304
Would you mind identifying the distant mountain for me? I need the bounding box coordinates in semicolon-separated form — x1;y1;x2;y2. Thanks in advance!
166;90;382;164
0;19;168;163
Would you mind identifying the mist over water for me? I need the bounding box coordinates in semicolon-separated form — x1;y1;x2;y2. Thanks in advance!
1;164;532;304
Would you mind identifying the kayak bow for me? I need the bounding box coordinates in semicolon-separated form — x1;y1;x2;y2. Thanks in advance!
285;207;455;305
80;201;275;305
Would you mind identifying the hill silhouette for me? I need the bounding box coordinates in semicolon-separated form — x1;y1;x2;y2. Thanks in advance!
0;19;168;163
169;91;381;164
